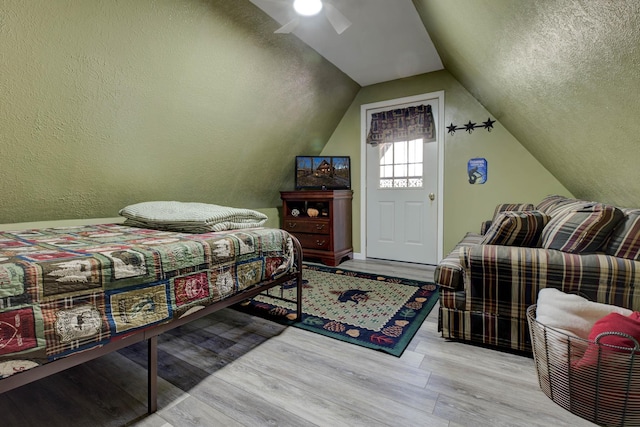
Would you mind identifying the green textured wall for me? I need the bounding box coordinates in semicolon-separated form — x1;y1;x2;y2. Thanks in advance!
0;0;359;224
414;0;640;208
322;70;570;254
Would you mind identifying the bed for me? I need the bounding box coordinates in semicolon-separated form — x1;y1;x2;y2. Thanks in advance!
0;222;302;412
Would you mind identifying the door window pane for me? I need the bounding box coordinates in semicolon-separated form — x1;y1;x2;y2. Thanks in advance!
380;165;393;178
394;164;407;177
378;139;423;188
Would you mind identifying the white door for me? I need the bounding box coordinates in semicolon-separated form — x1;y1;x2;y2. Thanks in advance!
363;94;442;264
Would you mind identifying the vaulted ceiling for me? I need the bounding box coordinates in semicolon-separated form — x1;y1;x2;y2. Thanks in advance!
254;0;640;208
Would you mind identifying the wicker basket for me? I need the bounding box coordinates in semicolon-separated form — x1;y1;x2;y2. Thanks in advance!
527;305;640;427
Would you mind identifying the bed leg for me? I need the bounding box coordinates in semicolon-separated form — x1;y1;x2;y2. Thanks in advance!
148;336;158;414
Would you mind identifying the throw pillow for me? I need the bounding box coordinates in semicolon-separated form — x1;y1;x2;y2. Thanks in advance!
535;195;597;218
491;203;535;221
536;195;569;214
540;203;624;253
604;209;640;260
480;203;535;235
481;210;550;247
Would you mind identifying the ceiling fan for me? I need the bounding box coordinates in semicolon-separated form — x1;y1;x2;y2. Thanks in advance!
270;0;352;35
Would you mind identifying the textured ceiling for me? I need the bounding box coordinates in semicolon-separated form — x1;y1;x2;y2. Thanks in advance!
414;0;640;207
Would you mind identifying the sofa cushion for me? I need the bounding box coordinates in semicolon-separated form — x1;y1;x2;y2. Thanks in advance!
547;199;592;218
491;203;535;219
481;210;550;247
536;195;595;219
479;220;493;235
480;203;536;235
605;209;640;260
536;195;570;214
540;203;625;253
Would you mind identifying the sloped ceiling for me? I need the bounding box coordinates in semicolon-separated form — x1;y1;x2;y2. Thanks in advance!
0;0;359;223
414;0;640;207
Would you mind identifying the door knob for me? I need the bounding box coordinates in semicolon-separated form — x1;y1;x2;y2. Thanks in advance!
428;192;435;201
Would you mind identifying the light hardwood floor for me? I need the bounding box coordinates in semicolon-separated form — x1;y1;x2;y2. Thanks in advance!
0;259;595;426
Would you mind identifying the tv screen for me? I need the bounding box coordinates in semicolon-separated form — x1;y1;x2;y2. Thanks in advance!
295;156;351;190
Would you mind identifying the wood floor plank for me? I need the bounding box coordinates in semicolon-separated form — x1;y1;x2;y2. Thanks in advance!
1;360;144;427
254;328;442;415
267;326;433;388
212;361;389;427
188;376;316;427
155;395;243;427
83;350;187;411
225;338;449;426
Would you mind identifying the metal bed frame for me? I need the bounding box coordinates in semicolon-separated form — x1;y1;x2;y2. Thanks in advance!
0;236;303;414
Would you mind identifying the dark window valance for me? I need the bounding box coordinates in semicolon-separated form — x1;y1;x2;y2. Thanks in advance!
366;104;436;146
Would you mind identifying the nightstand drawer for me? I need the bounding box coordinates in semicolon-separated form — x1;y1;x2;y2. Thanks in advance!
283;220;330;234
296;234;330;250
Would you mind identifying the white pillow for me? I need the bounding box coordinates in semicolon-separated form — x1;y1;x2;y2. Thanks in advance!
536;287;632;339
119;201;268;233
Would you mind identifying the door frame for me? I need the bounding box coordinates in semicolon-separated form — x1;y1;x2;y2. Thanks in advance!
359;91;445;263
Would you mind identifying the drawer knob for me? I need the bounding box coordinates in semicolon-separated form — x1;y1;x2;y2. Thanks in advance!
316;240;326;246
316;224;325;230
288;222;297;228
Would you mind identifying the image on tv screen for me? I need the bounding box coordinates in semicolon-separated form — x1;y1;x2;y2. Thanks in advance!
295;156;351;189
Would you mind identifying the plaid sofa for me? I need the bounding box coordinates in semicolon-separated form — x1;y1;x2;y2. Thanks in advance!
435;195;640;353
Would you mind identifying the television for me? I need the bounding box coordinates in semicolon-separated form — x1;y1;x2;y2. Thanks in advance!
295;156;351;190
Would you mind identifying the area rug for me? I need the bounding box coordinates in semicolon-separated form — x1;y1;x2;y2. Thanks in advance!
234;264;439;356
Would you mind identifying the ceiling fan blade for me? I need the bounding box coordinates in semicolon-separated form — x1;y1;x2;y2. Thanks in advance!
274;17;300;33
323;3;351;34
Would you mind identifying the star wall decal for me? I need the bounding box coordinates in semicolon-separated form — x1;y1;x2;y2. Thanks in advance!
464;121;477;133
482;118;496;131
446;118;497;136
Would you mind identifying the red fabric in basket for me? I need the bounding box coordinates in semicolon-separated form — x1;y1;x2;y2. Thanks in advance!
569;312;640;425
579;311;640;366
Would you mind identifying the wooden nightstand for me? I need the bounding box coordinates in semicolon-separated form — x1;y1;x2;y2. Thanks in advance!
280;190;353;266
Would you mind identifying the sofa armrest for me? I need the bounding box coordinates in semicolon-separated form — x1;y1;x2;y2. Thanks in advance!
434;232;483;290
434;247;464;290
460;245;640;319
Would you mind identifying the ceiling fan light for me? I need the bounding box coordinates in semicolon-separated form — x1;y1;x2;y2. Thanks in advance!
293;0;323;17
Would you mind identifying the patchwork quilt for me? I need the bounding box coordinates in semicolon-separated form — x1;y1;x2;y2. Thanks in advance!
0;224;295;378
